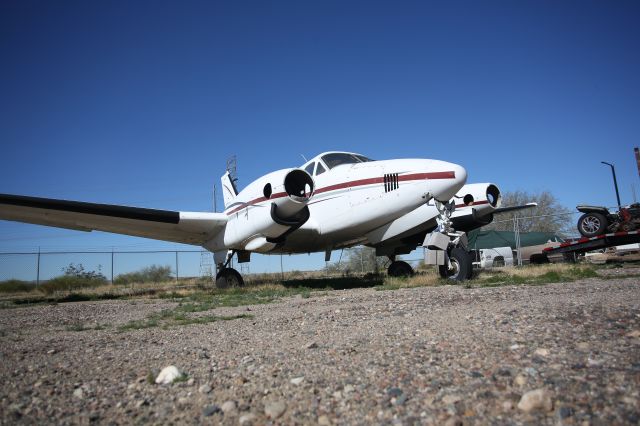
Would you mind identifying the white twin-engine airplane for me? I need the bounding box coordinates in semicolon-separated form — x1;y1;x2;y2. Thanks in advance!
0;151;531;286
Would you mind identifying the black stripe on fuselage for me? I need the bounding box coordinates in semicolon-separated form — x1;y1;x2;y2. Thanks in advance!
0;194;180;224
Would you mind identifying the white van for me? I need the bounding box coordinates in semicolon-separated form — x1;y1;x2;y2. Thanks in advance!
472;247;514;269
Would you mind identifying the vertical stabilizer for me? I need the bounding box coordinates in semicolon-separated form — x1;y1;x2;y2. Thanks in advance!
221;171;239;209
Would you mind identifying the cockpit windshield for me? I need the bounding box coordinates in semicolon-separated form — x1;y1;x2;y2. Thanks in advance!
321;153;373;169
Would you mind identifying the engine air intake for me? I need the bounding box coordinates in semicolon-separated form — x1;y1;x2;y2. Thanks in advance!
284;169;314;201
486;184;501;208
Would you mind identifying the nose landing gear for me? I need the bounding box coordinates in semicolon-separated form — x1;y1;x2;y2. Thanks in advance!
437;247;472;281
424;200;473;281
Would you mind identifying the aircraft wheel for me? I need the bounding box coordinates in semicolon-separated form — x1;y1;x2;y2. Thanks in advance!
387;260;414;277
215;268;245;289
577;213;608;237
438;247;472;281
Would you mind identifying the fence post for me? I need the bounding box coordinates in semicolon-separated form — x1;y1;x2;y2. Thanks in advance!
513;216;523;266
36;247;41;287
175;251;179;283
111;248;114;284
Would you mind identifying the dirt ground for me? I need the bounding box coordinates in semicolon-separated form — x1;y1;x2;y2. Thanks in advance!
1;276;639;425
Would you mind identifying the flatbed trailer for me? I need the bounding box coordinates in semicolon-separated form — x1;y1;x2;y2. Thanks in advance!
543;231;640;255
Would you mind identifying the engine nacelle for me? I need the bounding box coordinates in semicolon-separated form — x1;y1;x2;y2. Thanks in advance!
224;168;314;252
450;183;501;232
454;183;501;212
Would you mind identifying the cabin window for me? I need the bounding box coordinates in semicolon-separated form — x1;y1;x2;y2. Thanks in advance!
304;162;315;175
315;163;326;176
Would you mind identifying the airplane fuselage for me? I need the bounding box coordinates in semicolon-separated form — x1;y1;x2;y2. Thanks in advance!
210;154;467;255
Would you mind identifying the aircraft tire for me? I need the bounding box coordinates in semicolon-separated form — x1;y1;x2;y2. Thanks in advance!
529;253;550;264
438;247;472;281
215;268;245;289
387;260;414;277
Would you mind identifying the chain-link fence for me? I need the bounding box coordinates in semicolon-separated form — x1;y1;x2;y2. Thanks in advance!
0;211;588;285
0;249;210;285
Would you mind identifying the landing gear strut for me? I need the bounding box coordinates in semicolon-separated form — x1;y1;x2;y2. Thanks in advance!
215;250;245;288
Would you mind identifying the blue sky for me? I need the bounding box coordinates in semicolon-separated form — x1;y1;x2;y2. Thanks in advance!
1;1;639;280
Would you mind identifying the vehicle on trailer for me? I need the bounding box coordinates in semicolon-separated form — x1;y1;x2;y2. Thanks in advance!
576;204;640;237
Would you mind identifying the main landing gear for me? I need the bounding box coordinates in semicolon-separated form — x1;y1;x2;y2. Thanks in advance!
216;268;244;288
387;260;414;277
215;250;245;288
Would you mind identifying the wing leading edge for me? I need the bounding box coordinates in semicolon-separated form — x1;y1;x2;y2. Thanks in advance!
0;194;227;246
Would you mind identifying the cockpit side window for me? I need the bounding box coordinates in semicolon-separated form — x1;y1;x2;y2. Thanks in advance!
315;162;326;175
321;153;374;169
321;153;357;169
354;154;373;162
304;162;315;175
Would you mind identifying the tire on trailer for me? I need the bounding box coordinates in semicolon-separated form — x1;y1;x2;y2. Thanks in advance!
438;247;473;281
215;268;245;289
387;260;414;277
529;253;550;264
577;212;608;237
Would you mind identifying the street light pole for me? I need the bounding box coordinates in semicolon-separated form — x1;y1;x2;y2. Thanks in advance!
601;161;621;209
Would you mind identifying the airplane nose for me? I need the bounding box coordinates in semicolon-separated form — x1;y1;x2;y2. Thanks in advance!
431;161;467;202
452;163;467;187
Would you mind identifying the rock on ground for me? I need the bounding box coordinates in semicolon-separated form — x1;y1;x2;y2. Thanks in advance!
517;388;554;412
155;366;182;385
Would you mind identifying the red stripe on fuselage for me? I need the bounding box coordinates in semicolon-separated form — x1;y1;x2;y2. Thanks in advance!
225;171;456;215
226;192;288;215
398;171;456;182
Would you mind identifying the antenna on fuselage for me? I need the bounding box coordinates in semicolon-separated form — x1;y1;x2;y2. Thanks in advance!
300;154;308;162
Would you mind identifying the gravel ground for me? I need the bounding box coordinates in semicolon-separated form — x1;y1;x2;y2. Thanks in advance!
1;276;639;425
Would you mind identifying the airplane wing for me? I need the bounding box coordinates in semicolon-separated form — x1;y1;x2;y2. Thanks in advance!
0;194;227;246
493;202;537;214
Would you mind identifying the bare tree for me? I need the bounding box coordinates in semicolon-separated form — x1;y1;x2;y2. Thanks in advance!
326;247;387;275
485;190;573;235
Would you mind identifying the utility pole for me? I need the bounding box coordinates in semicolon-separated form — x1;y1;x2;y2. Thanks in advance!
635;147;640;180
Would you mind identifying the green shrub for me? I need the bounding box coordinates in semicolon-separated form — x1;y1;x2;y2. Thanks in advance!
39;275;108;295
38;263;108;295
114;265;173;285
0;279;36;293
